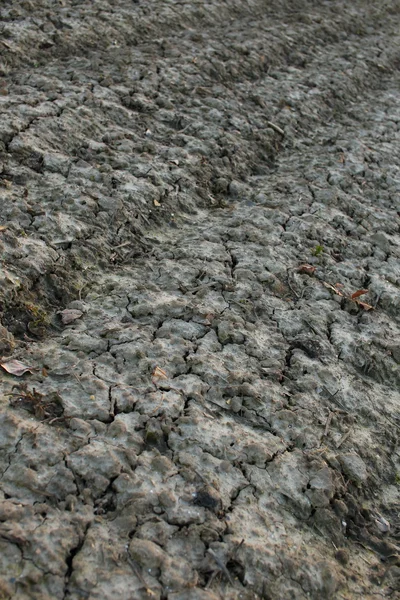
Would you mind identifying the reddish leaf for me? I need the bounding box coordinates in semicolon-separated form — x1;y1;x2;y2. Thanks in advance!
57;309;83;325
1;360;33;376
298;264;316;275
354;300;374;311
351;289;369;299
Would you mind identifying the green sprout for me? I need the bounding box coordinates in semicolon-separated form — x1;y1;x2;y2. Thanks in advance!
312;244;324;257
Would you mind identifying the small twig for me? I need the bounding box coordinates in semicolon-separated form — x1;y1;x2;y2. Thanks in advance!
266;121;285;136
182;281;218;294
207;549;235;586
194;469;207;483
286;268;307;301
111;241;131;250
204;569;218;589
286;269;299;298
26;487;54;498
230;539;244;561
78;283;87;301
127;556;156;597
150;393;166;415
336;428;353;449
323;411;334;438
45;416;70;426
67;588;90;599
303;318;323;337
322;387;348;412
322;386;339;399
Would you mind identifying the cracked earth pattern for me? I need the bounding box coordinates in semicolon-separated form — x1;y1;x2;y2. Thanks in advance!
0;1;400;599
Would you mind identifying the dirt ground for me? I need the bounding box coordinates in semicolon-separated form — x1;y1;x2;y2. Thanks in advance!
0;0;400;598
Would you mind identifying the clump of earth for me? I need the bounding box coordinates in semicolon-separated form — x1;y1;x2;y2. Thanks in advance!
0;1;399;598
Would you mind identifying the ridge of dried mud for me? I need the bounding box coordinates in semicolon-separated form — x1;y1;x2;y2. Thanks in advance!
0;1;400;599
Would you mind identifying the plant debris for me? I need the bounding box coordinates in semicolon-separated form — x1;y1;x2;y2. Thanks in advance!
298;264;316;275
0;359;33;376
8;383;65;422
322;282;374;310
57;308;84;325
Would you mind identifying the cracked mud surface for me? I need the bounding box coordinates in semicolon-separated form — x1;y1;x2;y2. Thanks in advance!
1;1;400;598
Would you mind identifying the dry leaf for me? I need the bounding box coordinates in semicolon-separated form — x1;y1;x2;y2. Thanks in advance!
153;199;161;207
298;264;316;275
203;312;214;325
57;309;83;325
153;366;167;379
322;281;345;297
354;299;374;311
351;289;369;299
1;360;33;376
322;282;374;310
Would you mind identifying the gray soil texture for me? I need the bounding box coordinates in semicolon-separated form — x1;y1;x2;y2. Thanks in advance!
1;0;400;598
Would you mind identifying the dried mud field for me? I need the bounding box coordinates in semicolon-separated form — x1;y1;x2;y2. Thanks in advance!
1;1;400;599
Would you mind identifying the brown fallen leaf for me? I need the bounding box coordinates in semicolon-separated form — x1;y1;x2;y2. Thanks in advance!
354;299;374;311
57;309;83;325
0;359;33;376
153;366;167;379
298;264;316;275
203;312;215;325
322;281;345;297
322;281;374;310
351;289;369;299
